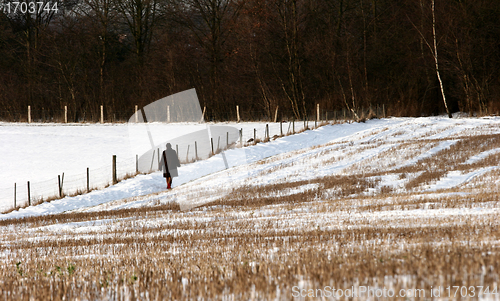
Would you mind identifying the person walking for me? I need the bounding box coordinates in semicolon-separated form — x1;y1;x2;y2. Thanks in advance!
159;143;181;189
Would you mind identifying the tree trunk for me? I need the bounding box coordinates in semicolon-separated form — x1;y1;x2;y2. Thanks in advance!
432;0;452;118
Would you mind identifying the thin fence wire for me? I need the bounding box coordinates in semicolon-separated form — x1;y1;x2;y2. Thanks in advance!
0;106;385;212
0;105;385;123
0;122;310;212
0;156;136;212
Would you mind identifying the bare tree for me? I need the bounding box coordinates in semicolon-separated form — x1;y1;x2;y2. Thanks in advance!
175;0;243;116
410;0;452;118
430;0;451;118
73;0;118;103
272;0;308;120
114;0;162;62
3;0;62;105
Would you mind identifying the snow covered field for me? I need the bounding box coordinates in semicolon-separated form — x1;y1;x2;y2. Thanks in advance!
0;121;307;211
3;116;500;217
1;116;500;300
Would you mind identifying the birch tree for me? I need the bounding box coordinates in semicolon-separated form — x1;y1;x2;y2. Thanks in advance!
430;0;451;118
411;0;451;118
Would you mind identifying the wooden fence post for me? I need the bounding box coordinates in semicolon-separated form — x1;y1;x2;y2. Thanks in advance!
236;105;240;123
200;106;206;123
58;174;65;198
27;181;31;206
266;124;269;139
211;138;214;155
239;129;243;147
274;106;279;123
135;105;138;123
226;132;229;149
112;155;117;184
87;168;90;192
28;106;31;123
100;105;104;124
280;121;283;136
64;106;68;123
195;141;198;160
254;128;256;142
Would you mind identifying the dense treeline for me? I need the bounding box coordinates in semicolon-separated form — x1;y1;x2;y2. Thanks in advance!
1;0;499;122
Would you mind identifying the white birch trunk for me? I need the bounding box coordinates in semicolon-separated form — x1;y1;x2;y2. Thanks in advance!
432;0;452;118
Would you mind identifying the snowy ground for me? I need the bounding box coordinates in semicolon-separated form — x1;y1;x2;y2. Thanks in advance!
0;121;308;211
1;116;500;299
2;116;500;218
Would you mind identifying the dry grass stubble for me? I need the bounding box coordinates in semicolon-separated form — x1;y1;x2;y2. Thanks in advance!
1;128;500;299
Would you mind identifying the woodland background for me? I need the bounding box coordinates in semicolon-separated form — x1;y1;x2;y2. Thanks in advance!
0;0;499;122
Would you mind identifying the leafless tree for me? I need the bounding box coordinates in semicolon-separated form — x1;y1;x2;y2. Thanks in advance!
114;0;162;61
175;0;243;117
410;0;452;118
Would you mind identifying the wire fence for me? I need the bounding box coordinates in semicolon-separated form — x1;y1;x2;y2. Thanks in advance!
0;157;137;212
0;105;386;213
0;108;134;123
0;122;303;212
0;104;385;123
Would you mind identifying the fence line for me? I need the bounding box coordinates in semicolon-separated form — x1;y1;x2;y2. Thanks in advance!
0;105;386;212
0;122;304;212
0;104;386;123
0;156;137;212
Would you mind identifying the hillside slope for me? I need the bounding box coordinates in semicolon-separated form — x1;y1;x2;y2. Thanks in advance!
4;116;500;219
1;117;500;300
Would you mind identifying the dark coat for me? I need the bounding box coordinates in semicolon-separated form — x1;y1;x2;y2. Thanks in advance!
159;148;181;177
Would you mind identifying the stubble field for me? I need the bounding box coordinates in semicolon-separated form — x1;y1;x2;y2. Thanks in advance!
1;117;499;300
